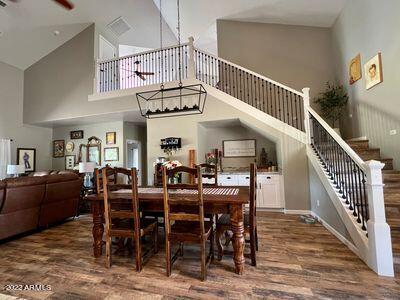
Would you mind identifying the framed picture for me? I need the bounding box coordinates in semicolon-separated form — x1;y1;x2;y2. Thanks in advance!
65;155;75;170
104;147;119;162
106;132;116;145
364;53;383;90
17;148;36;173
70;130;84;140
349;54;361;85
223;139;256;158
53;140;65;158
88;146;101;165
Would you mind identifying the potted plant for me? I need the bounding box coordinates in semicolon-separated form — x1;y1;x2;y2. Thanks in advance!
315;82;349;136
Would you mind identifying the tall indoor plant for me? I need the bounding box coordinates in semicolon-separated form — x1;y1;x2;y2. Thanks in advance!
315;82;349;135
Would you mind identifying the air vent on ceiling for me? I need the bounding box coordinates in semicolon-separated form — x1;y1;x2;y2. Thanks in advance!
0;1;7;8
107;17;131;37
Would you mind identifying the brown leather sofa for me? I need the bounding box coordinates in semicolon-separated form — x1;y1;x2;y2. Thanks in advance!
0;173;81;240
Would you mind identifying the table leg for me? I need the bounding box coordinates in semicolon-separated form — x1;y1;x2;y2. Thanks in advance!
230;204;245;275
91;200;104;258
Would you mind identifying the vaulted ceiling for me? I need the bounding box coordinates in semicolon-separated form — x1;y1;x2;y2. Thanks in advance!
0;0;176;70
0;0;347;70
155;0;348;54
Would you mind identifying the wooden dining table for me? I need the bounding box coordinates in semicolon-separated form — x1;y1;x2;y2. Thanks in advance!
87;186;249;275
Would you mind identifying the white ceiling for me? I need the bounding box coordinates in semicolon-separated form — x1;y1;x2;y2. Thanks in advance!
0;0;347;70
0;0;176;70
154;0;348;54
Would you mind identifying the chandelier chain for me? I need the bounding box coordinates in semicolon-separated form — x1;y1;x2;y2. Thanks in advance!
177;0;182;86
159;0;164;88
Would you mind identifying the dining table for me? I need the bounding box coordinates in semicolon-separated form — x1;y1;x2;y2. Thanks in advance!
87;186;249;275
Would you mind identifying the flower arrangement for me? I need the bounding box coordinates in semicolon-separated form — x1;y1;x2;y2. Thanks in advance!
205;152;216;165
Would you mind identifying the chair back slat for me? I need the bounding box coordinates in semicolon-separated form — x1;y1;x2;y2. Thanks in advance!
95;166;117;194
162;166;205;236
249;163;257;229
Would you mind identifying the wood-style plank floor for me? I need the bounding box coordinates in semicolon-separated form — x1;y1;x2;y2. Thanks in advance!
0;212;399;299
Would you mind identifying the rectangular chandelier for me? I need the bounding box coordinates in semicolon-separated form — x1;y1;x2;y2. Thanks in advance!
136;84;207;119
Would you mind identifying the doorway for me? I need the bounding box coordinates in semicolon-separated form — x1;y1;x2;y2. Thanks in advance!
126;140;142;185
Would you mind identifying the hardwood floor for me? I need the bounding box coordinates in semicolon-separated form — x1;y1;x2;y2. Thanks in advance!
0;212;399;299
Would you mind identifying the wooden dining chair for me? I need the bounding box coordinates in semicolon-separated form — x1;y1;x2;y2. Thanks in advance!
103;167;158;271
197;163;218;187
215;163;258;266
162;166;214;281
95;167;117;195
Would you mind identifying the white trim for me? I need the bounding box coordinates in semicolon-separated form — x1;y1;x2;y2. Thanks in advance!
99;34;116;61
126;139;142;186
310;211;359;257
284;210;311;215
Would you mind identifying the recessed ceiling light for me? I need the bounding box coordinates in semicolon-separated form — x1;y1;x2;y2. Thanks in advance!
53;30;60;36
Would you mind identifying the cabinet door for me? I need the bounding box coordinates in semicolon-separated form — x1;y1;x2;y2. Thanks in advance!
237;174;250;186
257;175;283;208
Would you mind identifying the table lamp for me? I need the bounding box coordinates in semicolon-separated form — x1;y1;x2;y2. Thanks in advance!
7;165;26;177
79;162;96;188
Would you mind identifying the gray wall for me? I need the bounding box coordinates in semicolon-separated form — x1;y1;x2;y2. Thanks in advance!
197;123;277;169
332;0;400;169
217;20;335;100
147;95;310;211
52;121;124;170
308;161;353;243
0;61;53;171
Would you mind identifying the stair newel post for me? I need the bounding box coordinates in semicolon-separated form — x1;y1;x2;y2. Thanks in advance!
302;87;311;144
365;160;394;276
188;36;196;79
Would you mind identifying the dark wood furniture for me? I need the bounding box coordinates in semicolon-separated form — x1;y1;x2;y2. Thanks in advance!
216;163;258;266
197;163;218;186
102;167;158;271
88;186;249;275
162;166;214;281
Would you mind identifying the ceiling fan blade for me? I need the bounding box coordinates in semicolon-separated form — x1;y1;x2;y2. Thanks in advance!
53;0;74;10
139;72;155;75
138;74;147;81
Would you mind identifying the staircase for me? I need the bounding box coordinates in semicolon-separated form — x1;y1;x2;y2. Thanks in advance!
93;38;394;276
347;139;400;264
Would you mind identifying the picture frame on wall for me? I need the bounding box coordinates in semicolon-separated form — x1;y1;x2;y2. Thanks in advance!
106;132;116;145
222;139;256;158
17;148;36;173
364;53;383;90
104;147;119;162
70;130;84;140
65;155;75;170
349;54;362;85
53;140;65;158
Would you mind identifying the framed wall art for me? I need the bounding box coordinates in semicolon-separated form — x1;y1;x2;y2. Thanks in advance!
222;139;256;158
16;148;36;172
106;132;116;145
104;147;119;162
349;54;361;85
65;155;75;170
53;140;65;158
70;130;84;140
364;53;383;90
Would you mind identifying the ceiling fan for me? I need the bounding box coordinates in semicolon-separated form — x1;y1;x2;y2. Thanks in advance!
123;61;155;81
9;0;74;10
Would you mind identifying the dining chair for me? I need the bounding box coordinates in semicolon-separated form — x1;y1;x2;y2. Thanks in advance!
95;166;117;194
197;163;218;186
215;163;258;266
162;166;214;281
103;167;158;271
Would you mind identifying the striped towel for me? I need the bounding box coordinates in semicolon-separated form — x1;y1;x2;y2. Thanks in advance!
137;187;239;196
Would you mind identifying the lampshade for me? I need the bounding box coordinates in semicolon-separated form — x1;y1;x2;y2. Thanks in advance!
7;165;25;175
79;162;96;173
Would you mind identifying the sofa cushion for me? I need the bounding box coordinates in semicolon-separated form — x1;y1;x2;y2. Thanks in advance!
0;181;5;212
5;176;47;188
46;173;79;184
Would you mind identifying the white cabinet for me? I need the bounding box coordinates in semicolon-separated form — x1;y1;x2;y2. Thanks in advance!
257;175;284;208
218;173;284;208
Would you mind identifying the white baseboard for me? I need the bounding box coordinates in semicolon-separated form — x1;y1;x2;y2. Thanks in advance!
284;209;311;215
311;211;359;256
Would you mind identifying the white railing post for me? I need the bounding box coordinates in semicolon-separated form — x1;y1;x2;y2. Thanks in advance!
365;160;394;277
188;36;196;79
302;87;311;144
